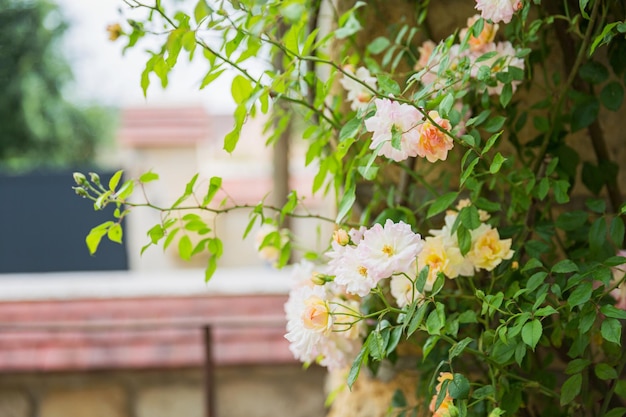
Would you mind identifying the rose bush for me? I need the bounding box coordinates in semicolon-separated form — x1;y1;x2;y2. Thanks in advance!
74;1;626;416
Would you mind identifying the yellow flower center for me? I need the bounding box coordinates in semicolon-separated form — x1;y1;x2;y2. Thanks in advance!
358;266;368;276
382;244;394;257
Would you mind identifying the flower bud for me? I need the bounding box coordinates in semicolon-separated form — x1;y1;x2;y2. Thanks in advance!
332;229;350;246
73;187;89;198
311;273;333;286
106;23;123;41
89;172;101;186
511;260;519;270
73;172;87;186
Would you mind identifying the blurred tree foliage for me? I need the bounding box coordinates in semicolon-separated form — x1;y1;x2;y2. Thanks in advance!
0;0;115;171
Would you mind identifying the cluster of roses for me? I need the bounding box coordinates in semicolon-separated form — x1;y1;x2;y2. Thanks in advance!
338;4;525;166
283;199;514;371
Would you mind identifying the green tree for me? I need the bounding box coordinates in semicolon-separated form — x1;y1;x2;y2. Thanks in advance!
0;0;114;170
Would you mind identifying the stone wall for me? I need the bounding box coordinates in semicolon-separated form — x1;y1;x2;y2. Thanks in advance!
0;365;327;417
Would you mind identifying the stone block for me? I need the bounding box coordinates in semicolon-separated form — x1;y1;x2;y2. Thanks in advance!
0;389;31;417
216;365;327;417
40;386;127;417
136;386;203;417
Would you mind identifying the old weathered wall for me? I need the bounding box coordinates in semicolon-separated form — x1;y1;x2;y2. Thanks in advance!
0;365;327;417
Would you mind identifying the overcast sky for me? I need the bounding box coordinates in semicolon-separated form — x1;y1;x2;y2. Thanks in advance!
56;0;236;114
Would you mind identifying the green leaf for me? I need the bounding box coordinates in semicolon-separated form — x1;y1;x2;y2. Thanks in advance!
610;217;625;246
586;197;606;213
482;116;506;133
595;363;618;380
553;180;570;204
589;217;607;250
571;98;599;132
536;177;549;200
367;36;390;54
391;125;402;150
522;258;544;273
482;131;503;155
521;319;542;350
147;224;165;244
603;408;626;417
448;373;470;400
107;223;123;244
489;153;506;174
566;358;591;375
560;373;582;406
601;318;622;345
139;171;159;183
579;61;609;84
601;81;624;111
500;82;513;108
460;158;480;186
427;192;459;218
178;235;193;261
347;339;370;389
556;211;588;231
390;389;406;408
376;74;401;95
194;0;211;24
568;281;593;309
203;176;222;206
205;255;218;282
231;75;252;105
407;302;429;337
526;271;548;293
426;308;444;335
86;222;113;255
108;170;123;192
601;304;626;319
449;337;473;361
335;13;362;39
336;183;356;223
457;225;472;256
439;93;454;118
552;259;579;274
339;117;361;142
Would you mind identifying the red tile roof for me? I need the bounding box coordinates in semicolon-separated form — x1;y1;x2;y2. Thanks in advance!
118;106;224;147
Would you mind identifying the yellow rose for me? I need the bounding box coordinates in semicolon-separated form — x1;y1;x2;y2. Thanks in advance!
468;224;514;271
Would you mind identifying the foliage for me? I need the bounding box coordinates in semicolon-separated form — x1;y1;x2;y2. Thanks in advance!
74;1;626;416
0;0;115;170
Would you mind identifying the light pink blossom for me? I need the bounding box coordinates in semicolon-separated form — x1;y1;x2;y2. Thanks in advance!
328;245;378;297
415;40;437;71
390;271;424;308
357;219;424;281
339;66;378;111
475;0;523;24
284;262;364;370
611;250;626;310
364;98;423;162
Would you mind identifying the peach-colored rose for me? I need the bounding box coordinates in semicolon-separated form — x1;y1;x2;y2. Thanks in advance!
302;296;332;333
415;40;437;71
429;372;455;417
414;111;454;163
461;15;498;53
